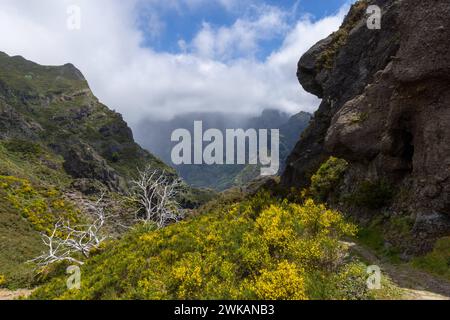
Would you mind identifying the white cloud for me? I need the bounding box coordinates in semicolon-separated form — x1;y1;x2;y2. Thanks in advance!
192;5;289;60
0;0;347;129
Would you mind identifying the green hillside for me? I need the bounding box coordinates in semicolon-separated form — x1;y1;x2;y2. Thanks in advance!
0;52;170;189
30;191;398;300
0;52;210;289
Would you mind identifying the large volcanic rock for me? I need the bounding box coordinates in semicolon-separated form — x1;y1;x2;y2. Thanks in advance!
282;0;450;252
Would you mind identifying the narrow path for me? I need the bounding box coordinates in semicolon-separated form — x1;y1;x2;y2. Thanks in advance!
345;241;450;300
0;289;33;300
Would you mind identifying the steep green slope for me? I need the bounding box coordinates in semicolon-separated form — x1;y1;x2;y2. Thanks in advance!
31;192;397;300
0;174;82;288
0;139;78;288
0;196;43;289
0;52;210;289
0;51;170;190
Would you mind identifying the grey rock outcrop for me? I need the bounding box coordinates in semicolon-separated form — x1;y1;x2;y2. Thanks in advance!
282;0;450;251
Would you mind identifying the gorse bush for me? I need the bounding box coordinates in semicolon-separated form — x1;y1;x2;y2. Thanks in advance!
251;261;307;300
308;157;348;202
0;175;81;235
31;192;377;300
0;175;83;288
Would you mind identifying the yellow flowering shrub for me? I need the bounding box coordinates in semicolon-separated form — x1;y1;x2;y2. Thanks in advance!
0;175;81;234
0;274;5;287
31;191;371;300
256;205;294;248
251;261;307;300
171;253;204;299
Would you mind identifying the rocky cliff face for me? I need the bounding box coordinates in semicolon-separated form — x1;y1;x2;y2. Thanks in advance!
282;0;450;252
0;51;169;191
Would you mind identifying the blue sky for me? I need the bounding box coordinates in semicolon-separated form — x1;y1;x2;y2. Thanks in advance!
137;0;350;58
0;0;352;124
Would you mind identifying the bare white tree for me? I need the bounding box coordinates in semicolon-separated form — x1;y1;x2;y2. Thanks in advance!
128;166;184;228
30;193;111;268
61;194;109;258
30;221;85;267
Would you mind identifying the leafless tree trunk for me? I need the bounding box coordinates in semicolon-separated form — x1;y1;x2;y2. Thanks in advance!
128;166;183;228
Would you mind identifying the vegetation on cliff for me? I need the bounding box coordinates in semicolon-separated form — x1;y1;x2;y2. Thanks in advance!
317;0;368;69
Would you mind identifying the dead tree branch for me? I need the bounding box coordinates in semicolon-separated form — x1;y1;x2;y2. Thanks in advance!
30;193;111;268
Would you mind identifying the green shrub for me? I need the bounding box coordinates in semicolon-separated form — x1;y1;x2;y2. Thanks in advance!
0;175;81;234
358;225;385;254
412;237;450;281
308;157;349;202
357;215;414;263
3;139;43;156
111;152;120;163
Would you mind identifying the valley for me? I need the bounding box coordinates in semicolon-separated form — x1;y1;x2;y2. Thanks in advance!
0;0;449;302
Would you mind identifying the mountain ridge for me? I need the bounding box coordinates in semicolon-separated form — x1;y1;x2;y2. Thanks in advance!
136;109;312;190
0;50;170;191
